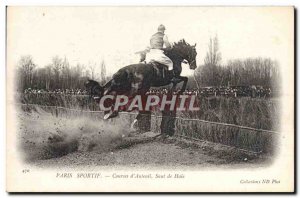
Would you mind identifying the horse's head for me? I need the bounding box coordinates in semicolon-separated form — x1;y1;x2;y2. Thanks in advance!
187;44;197;70
173;39;198;70
84;79;104;100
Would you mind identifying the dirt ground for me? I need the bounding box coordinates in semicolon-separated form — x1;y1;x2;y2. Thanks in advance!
18;108;272;170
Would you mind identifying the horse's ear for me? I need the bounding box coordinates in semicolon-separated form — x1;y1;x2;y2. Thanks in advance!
194;43;197;47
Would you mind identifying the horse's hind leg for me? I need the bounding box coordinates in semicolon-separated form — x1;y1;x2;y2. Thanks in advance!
104;86;112;96
129;87;151;132
102;89;120;120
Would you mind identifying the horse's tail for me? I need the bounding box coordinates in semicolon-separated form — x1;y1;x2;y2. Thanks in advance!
84;79;104;99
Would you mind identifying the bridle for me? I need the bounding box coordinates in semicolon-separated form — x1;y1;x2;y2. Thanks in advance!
189;60;196;67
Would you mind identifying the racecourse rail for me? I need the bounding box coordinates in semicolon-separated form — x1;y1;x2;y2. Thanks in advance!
18;102;280;155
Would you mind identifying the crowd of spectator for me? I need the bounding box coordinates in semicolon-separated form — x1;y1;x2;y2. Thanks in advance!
147;85;274;98
24;88;88;95
146;88;199;96
23;85;275;98
199;86;273;98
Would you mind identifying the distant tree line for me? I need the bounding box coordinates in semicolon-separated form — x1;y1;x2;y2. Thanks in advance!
16;55;107;91
188;36;280;89
189;57;280;89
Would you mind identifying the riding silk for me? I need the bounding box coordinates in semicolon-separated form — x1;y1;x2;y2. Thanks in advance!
146;32;173;70
150;32;165;49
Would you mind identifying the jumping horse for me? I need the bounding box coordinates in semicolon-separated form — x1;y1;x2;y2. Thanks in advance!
85;39;198;121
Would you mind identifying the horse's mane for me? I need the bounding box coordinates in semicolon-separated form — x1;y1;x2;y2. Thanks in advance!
171;39;194;55
173;39;191;47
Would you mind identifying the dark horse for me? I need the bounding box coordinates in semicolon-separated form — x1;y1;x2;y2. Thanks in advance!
85;39;197;120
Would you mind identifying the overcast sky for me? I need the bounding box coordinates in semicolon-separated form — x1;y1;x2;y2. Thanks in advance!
7;6;293;76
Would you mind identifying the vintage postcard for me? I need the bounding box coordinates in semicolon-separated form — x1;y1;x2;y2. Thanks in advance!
6;6;294;192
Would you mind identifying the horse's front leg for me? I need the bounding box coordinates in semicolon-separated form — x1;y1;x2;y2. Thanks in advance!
178;76;188;93
171;76;188;94
170;82;178;93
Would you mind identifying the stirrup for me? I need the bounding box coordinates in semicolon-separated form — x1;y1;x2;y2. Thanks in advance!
171;77;181;84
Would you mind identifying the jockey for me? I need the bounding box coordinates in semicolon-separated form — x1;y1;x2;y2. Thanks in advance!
145;24;173;70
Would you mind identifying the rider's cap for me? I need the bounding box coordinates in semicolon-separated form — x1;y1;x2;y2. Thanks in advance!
158;24;166;31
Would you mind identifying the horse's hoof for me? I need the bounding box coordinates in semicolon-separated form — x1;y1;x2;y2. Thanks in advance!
103;113;110;120
103;111;119;120
130;119;138;130
153;134;162;139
